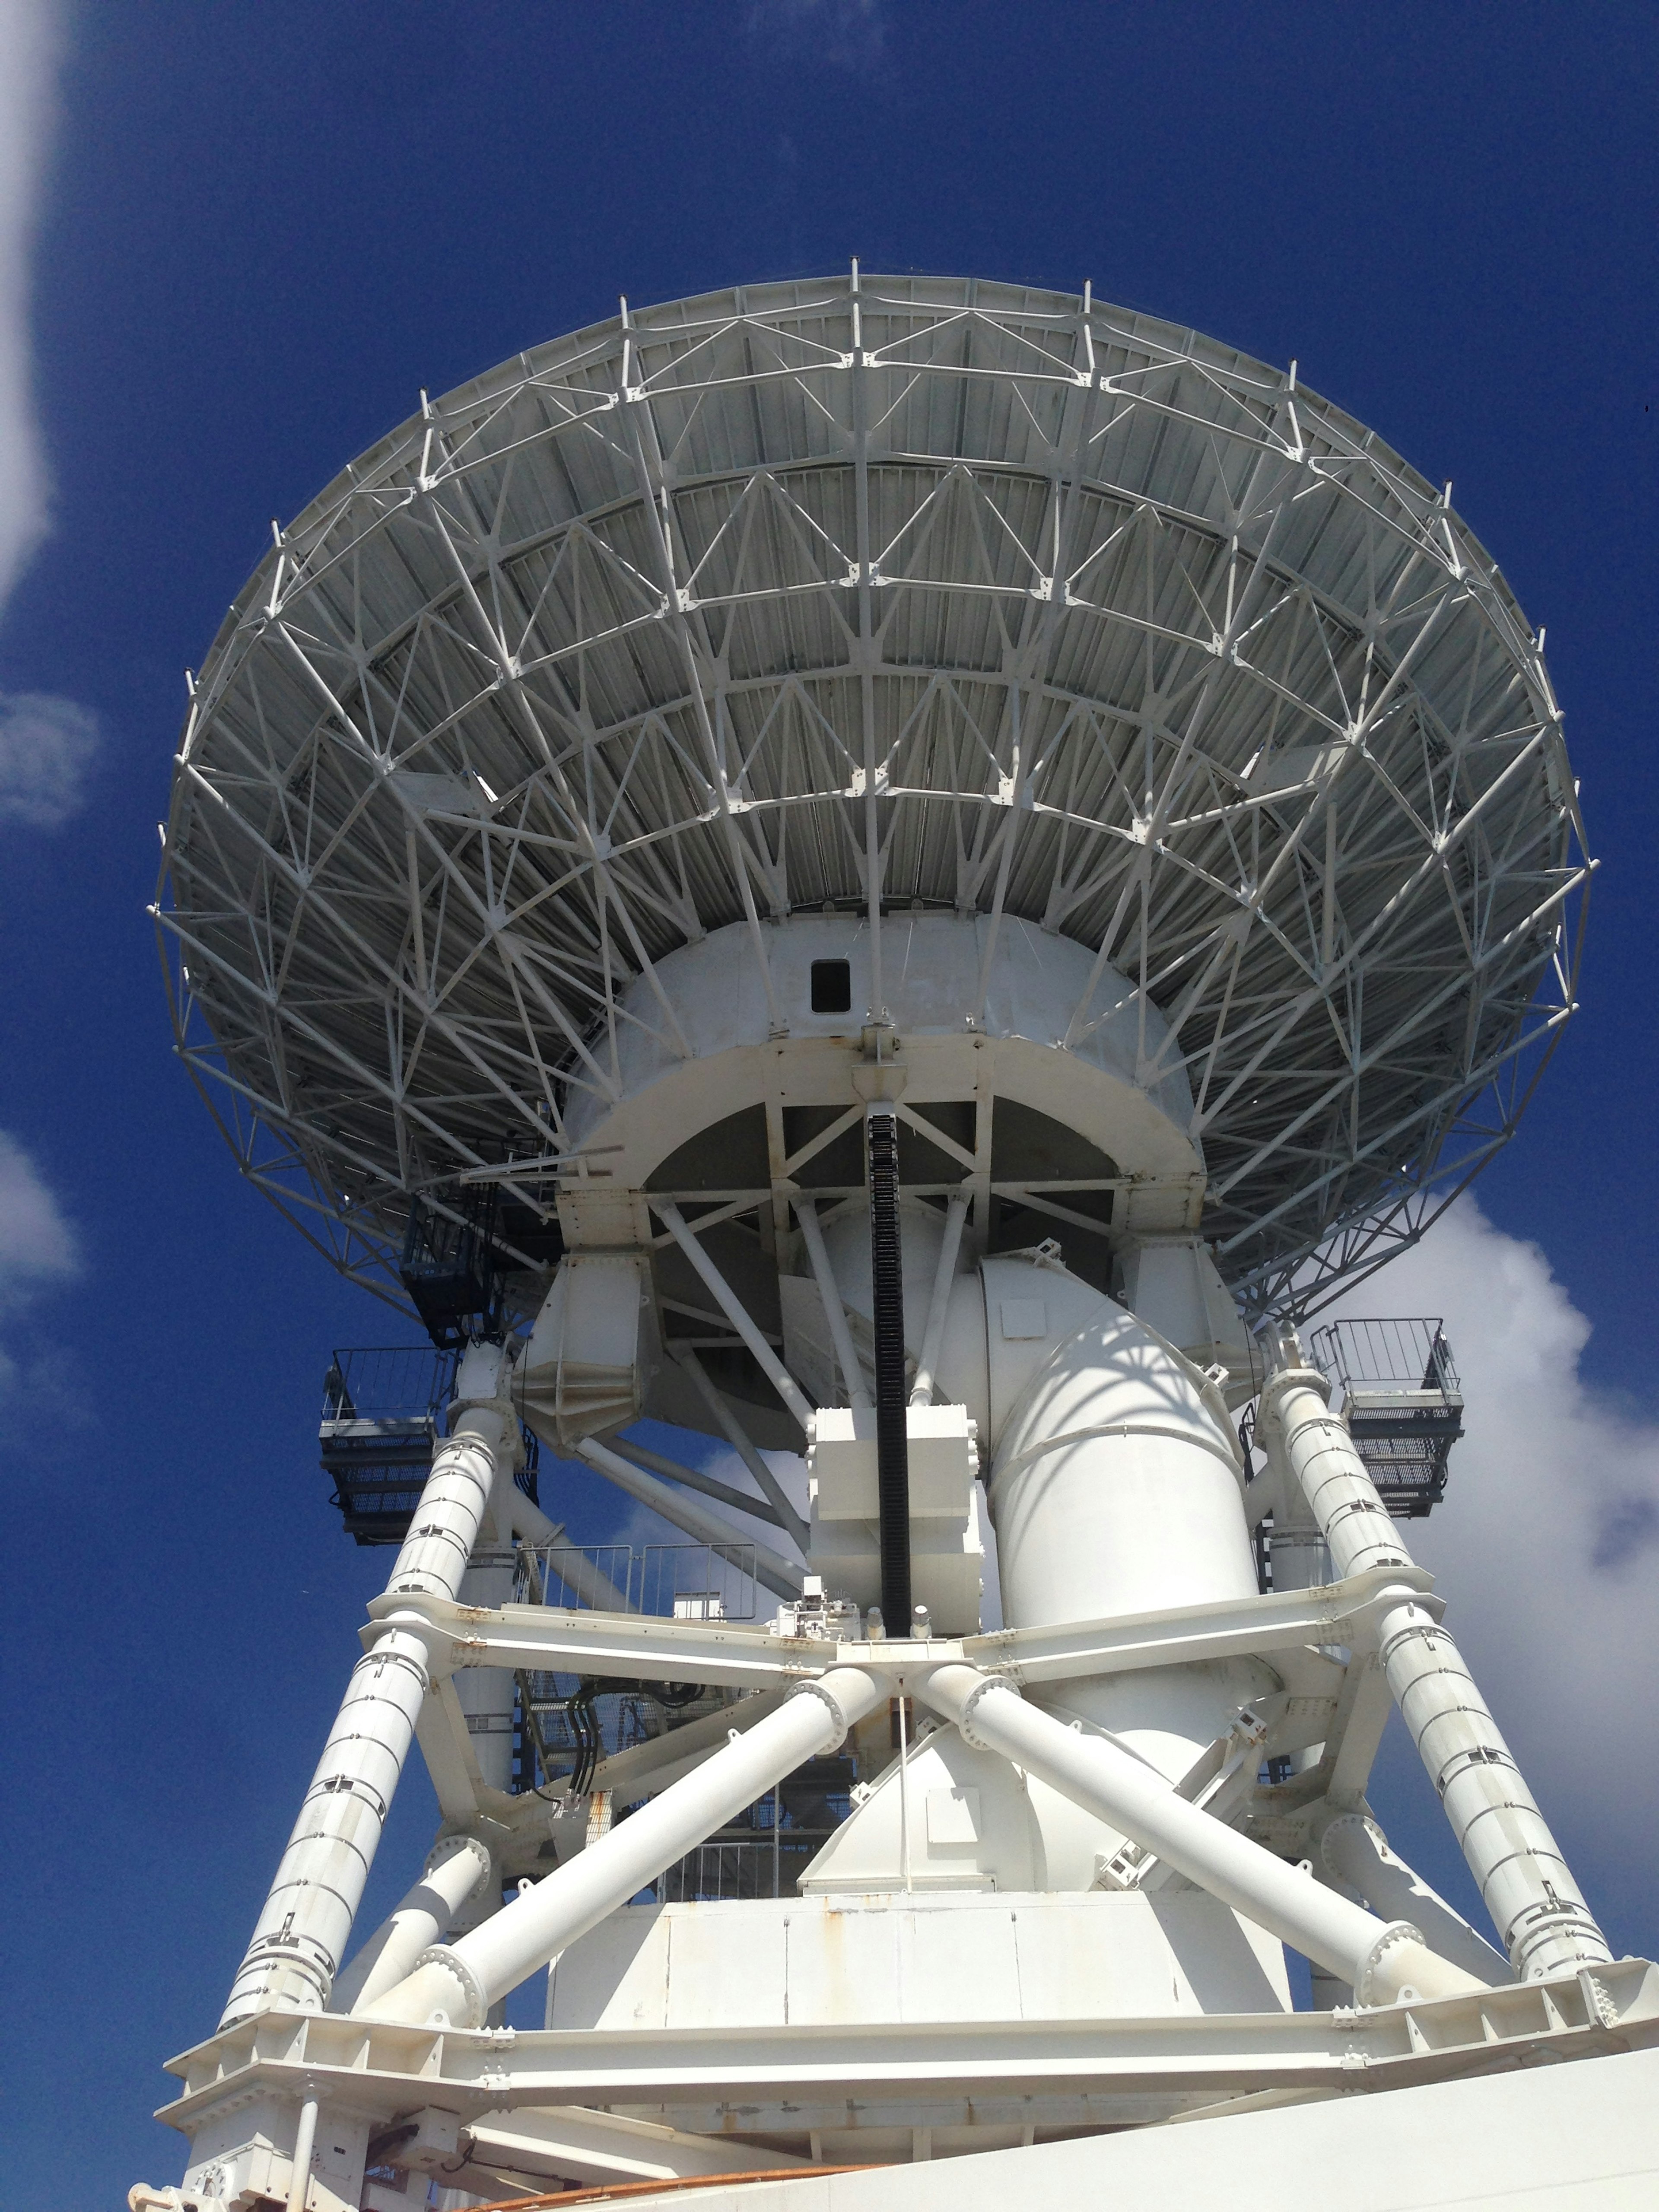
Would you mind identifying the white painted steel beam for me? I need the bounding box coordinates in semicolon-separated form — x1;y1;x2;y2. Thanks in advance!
1262;1356;1611;1980
604;1434;792;1538
796;1196;872;1410
447;2105;810;2189
1319;1814;1510;1990
961;1565;1436;1686
413;1677;487;1824
370;1565;1432;1697
158;1960;1659;2133
640;1357;811;1550
909;1189;969;1407
369;1589;825;1689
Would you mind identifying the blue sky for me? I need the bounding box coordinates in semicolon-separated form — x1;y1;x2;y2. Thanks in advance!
1;6;1655;2203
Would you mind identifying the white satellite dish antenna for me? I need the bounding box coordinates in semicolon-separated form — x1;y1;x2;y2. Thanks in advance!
134;277;1648;2212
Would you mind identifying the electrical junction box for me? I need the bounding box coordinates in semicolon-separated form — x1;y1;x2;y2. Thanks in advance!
806;1402;985;1632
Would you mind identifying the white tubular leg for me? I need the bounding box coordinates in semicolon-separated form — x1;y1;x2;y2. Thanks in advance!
367;1666;887;2026
909;1189;967;1406
920;1664;1482;2006
331;1834;493;2015
220;1343;511;2024
1265;1363;1611;1980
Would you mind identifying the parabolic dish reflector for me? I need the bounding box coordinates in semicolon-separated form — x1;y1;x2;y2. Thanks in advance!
158;273;1588;1313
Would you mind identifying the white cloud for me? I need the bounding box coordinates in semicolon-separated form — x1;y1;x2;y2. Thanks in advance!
1322;1197;1659;1837
0;0;60;608
747;0;887;68
0;1124;77;1291
0;1125;78;1406
0;687;98;824
0;7;98;820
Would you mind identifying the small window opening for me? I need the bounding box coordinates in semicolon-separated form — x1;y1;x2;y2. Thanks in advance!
810;958;852;1015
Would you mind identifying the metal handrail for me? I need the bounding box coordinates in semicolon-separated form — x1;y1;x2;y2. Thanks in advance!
1308;1317;1460;1398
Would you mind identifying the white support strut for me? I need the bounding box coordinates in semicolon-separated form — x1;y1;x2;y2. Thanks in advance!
653;1200;815;1432
1319;1813;1511;1989
796;1195;873;1410
909;1188;968;1407
219;1341;513;2024
656;1346;812;1549
575;1435;805;1600
365;1665;887;2027
1262;1356;1611;1980
330;1833;494;2015
919;1662;1482;2005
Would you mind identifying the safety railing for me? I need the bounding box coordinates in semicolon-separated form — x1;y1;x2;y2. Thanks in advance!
1307;1316;1460;1398
515;1541;761;1621
321;1344;457;1422
318;1344;538;1544
1306;1316;1464;1519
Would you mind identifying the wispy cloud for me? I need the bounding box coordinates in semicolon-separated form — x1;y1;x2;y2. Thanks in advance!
0;1125;78;1288
0;1125;79;1399
0;0;60;608
1326;1197;1659;1836
0;9;98;830
0;9;86;1403
747;0;887;69
0;687;98;824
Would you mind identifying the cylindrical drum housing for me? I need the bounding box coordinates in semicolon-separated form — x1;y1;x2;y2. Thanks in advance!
989;1297;1271;1780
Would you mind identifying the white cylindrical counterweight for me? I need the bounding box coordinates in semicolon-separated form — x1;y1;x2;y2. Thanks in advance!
219;1341;512;2024
989;1294;1272;1779
366;1666;886;2027
1263;1360;1611;1980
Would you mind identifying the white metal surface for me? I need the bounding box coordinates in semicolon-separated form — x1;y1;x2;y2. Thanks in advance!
984;1255;1265;1776
328;1834;492;2016
416;2045;1659;2212
1318;1812;1510;1990
151;1964;1659;2161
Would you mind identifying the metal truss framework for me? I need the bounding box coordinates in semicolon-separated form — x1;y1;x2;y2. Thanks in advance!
156;272;1589;1316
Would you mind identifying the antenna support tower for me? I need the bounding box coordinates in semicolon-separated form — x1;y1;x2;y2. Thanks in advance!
134;278;1653;2212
